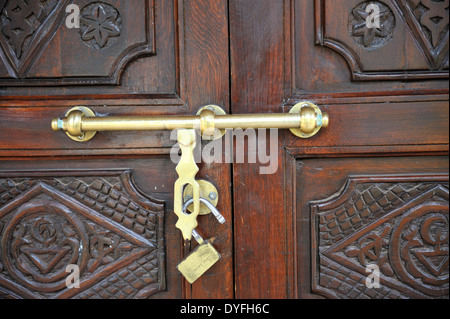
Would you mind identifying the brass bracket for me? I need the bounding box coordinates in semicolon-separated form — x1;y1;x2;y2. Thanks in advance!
289;102;329;139
196;105;227;140
173;129;201;241
52;106;97;142
183;180;219;215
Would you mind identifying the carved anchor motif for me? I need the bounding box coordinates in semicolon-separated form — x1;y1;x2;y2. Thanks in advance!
399;0;449;69
0;0;70;77
409;0;449;48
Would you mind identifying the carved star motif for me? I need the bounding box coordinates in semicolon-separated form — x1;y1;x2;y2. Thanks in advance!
351;5;394;47
80;4;121;48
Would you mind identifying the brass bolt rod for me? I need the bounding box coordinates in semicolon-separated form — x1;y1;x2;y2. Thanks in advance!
82;116;202;131
52;103;329;142
78;113;304;131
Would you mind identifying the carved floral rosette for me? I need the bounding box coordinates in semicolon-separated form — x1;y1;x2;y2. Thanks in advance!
315;0;449;80
0;0;155;85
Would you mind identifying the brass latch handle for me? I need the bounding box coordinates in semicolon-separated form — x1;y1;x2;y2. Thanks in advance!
50;102;330;279
51;102;329;142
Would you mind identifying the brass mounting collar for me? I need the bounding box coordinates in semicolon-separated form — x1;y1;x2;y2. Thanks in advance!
196;105;227;140
288;102;329;138
52;106;97;142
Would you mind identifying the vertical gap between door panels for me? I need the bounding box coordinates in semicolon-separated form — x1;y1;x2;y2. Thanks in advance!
226;0;237;300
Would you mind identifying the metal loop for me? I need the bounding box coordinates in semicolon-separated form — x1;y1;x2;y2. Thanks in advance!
182;198;226;224
191;229;204;245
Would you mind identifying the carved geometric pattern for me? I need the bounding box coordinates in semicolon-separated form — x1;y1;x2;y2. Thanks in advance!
79;2;122;50
315;0;449;80
0;170;165;299
0;0;156;86
73;251;162;299
0;0;71;77
311;176;449;299
349;1;396;49
395;0;449;69
406;0;449;47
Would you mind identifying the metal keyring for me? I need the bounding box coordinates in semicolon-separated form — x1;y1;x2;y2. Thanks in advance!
182;198;225;224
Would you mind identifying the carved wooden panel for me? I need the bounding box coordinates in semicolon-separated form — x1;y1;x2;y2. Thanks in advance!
314;0;449;80
0;0;155;86
311;176;449;299
0;170;165;299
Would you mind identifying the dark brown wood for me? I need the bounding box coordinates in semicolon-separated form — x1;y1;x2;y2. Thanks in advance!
293;156;449;299
294;0;449;93
0;0;232;299
230;0;294;299
179;0;232;299
285;99;449;149
0;0;449;300
0;169;165;299
230;0;449;299
312;176;449;299
0;0;156;86
315;0;449;80
0;158;179;299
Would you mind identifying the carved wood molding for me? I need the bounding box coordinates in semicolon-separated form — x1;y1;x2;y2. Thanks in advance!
393;0;449;69
314;0;449;81
0;0;72;78
0;0;156;86
311;174;449;299
0;169;166;299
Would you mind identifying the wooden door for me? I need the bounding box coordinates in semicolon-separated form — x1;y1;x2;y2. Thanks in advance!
230;0;449;299
0;0;449;300
0;0;232;299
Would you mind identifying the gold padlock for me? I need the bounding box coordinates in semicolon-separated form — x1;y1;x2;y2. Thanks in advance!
177;230;221;284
